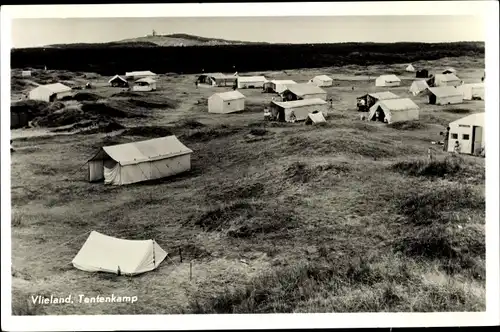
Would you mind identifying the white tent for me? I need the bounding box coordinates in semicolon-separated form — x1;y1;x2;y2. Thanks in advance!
72;231;167;276
409;80;430;96
87;136;193;185
133;77;157;91
375;75;401;87
21;70;32;77
448;112;485;155
125;71;157;79
270;98;327;122
237;76;267;89
305;111;327;125
406;64;415;72
427;86;463;105
368;98;420;124
108;75;128;87
282;83;327;101
309;75;333;87
433;73;461;87
457;83;484;100
208;90;246;113
28;83;72;102
263;80;298;94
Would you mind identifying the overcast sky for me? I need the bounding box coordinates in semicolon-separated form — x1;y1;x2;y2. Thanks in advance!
11;15;485;48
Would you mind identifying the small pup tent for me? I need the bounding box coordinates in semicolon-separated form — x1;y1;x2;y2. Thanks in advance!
21;70;32;77
72;231;167;276
237;76;267;89
375;74;401;87
427;86;463;105
109;75;128;87
457;83;484;100
263;80;298;94
309;75;333;87
368;98;419;124
208;90;246;114
28;83;72;102
447;112;485;155
125;71;157;80
281;83;327;101
409;80;430;96
433;73;461;87
133;77;157;92
405;64;415;72
442;67;457;74
305;111;326;125
87;136;193;185
270;98;327;122
356;91;400;111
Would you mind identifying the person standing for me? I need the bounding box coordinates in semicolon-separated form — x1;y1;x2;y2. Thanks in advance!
454;140;461;154
443;127;450;152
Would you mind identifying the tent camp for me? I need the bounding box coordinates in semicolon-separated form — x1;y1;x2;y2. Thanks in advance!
457;83;484;100
197;73;238;87
406;64;415;72
433;73;461;87
237;76;267;89
109;75;128;87
356;91;400;111
263;80;298;94
133;77;156;91
427;86;463;105
87;136;193;185
125;71;157;80
72;231;167;276
208;90;245;113
281;83;327;101
368;98;420;124
375;75;401;87
270;98;327;122
448;112;485;155
409;80;430;96
308;75;333;87
28;83;72;102
442;67;457;74
305;111;327;125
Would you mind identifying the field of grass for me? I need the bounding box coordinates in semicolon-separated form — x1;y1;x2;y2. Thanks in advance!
10;56;486;315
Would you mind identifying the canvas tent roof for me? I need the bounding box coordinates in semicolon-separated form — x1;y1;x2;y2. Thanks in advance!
35;83;72;94
428;86;462;97
125;71;156;77
377;74;401;82
434;73;460;82
270;80;297;85
108;75;127;83
72;231;167;276
370;98;419;113
284;83;326;96
411;80;429;90
313;75;333;81
88;136;193;166
406;64;415;70
213;90;245;101
135;77;156;84
359;91;400;100
272;98;327;109
450;112;485;127
204;73;236;79
443;67;457;73
305;111;326;124
238;76;267;82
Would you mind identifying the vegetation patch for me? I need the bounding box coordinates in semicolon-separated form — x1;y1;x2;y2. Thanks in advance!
283;161;351;183
181;125;241;142
443;108;471;114
391;157;470;179
388;121;427;130
121;126;174;138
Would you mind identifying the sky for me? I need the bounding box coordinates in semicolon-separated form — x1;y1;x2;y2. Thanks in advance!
11;15;485;48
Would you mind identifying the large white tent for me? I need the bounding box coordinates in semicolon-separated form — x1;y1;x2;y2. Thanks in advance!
448;112;485;155
72;231;167;276
28;83;72;102
406;64;416;72
457;83;484;100
282;83;327;101
308;75;333;87
270;98;327;122
375;75;401;87
427;86;463;105
208;90;246;113
87;136;193;185
368;98;420;124
237;76;267;89
433;73;461;87
409;80;430;96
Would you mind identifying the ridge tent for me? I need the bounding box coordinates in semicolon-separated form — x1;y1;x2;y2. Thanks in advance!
109;75;128;87
208;90;246;113
133;77;157;92
281;83;327;101
125;71;157;80
375;75;401;87
368;98;419;124
309;75;333;87
433;73;461;87
72;231;167;275
270;98;327;122
305;111;327;125
457;83;484;100
356;91;400;111
263;80;298;94
427;86;463;105
87;136;193;185
406;64;415;72
28;83;72;102
409;80;430;96
237;76;267;89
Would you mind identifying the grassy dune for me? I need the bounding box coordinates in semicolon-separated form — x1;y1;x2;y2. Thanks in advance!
10;56;485;315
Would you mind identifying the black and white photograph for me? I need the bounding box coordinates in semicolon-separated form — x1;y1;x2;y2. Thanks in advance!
1;2;499;330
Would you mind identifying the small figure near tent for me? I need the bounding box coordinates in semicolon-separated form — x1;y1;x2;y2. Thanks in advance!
442;127;450;152
117;266;121;276
232;83;237;91
85;82;92;89
352;86;354;91
289;111;297;123
195;80;199;89
264;107;271;121
453;141;461;154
